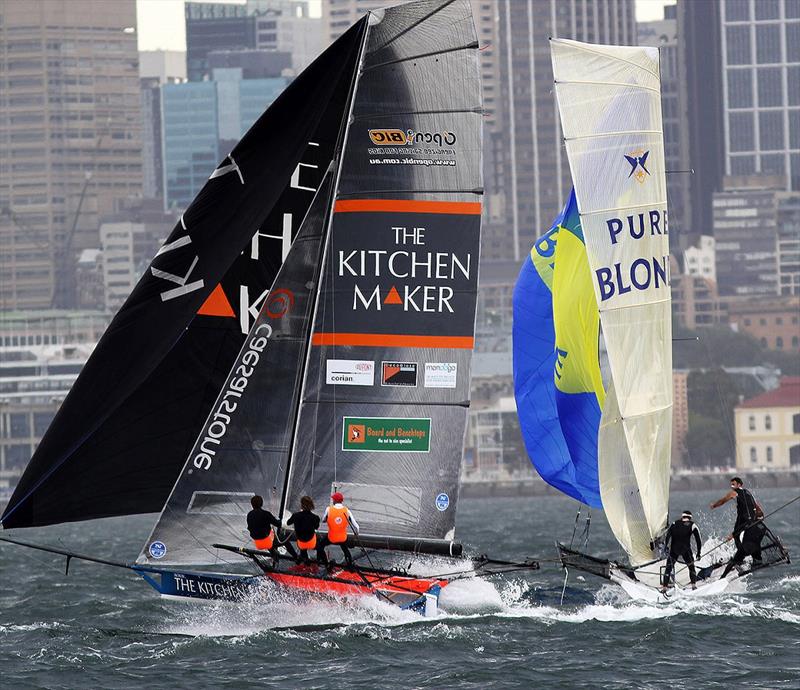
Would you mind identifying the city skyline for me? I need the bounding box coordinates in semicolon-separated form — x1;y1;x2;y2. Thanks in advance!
136;0;675;51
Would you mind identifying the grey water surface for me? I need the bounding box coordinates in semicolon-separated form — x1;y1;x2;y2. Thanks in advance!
1;489;798;689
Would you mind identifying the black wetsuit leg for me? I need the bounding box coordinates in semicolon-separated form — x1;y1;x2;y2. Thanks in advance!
681;549;697;585
662;552;677;586
315;535;330;566
339;542;354;566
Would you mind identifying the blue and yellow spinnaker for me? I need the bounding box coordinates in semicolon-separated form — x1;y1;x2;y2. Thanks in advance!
512;190;605;507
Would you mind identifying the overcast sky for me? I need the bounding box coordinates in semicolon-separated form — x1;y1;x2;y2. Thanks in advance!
136;0;676;52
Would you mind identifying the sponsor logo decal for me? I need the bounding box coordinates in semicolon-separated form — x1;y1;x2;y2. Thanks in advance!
338;225;473;314
624;149;650;183
192;323;275;471
381;361;417;387
342;417;431;452
424;362;457;388
369;129;408;145
266;288;294;318
435;493;450;511
368;128;456;148
149;541;167;559
326;359;375;386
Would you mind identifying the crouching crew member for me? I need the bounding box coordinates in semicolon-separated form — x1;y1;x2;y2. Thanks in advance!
318;491;360;567
288;496;325;565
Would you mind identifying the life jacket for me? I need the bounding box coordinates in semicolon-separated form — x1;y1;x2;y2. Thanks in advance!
327;505;350;544
297;534;317;550
253;530;275;550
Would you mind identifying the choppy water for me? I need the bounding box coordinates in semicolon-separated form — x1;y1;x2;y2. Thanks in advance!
1;489;798;689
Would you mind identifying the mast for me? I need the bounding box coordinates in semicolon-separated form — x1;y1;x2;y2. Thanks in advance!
278;16;372;520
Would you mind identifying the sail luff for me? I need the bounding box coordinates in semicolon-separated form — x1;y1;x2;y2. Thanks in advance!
278;17;372;520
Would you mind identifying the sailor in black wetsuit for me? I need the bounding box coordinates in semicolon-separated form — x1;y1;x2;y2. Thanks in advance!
661;511;702;591
710;477;764;549
711;477;765;577
247;495;297;560
287;496;325;565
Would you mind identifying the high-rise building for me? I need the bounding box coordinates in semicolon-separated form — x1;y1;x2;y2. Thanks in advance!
639;5;690;250
720;0;800;190
139;51;187;201
0;0;144;310
683;235;717;282
713;174;786;296
777;192;800;295
161;70;288;210
186;2;256;82
247;0;324;73
493;0;637;260
677;0;724;246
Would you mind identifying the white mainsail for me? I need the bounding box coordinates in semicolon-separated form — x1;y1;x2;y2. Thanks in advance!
551;39;672;565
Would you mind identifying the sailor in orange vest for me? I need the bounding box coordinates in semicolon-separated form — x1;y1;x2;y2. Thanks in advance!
319;491;360;567
247;495;297;560
287;495;325;565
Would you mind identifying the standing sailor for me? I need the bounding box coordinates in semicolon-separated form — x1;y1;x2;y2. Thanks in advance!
710;477;764;549
247;495;297;560
287;496;325;565
660;511;702;591
319;491;360;567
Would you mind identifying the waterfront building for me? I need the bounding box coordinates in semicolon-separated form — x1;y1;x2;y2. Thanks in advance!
734;376;800;469
0;344;92;489
777;192;800;295
727;295;800;351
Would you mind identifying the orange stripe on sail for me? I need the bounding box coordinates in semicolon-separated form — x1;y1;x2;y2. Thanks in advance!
312;333;474;349
334;199;482;215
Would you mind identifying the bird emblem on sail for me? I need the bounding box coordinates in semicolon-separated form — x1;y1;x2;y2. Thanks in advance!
624;149;650;183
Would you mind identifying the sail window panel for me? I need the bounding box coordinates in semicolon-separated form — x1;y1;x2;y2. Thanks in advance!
759;110;785;151
755;0;780;20
724;0;751;21
337;111;482;196
729;112;756;152
354;51;480;118
757;68;783;107
787;23;800;62
186;491;253;516
333;483;422;528
727;69;753;108
726;26;751;66
756;24;781;64
364;0;476;69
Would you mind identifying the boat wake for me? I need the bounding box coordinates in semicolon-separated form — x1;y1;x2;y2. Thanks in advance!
149;565;799;639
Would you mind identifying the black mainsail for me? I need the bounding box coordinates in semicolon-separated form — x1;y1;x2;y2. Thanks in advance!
2;22;366;529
